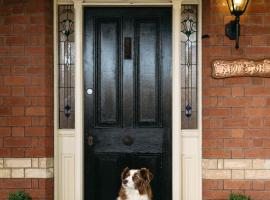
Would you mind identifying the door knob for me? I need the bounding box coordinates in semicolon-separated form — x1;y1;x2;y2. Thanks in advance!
122;135;134;146
88;135;94;146
86;88;93;95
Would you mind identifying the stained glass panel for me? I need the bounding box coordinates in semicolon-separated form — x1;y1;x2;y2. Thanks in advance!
181;5;198;129
58;5;75;129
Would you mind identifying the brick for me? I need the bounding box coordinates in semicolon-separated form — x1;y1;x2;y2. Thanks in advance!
232;150;244;159
5;36;28;45
203;169;231;179
217;159;223;169
203;139;223;148
224;159;252;169
203;159;217;169
223;118;249;128
2;97;31;105
25;148;51;157
204;88;231;96
0;179;31;188
0;47;9;55
11;127;24;136
4;137;32;147
221;97;251;107
203;190;230;200
245;88;270;96
32;158;38;168
203;108;231;117
25;47;46;54
25;87;51;96
245;149;270;159
253;180;265;190
203;149;231;158
12;107;24;116
246;108;270;117
0;87;11;96
11;169;24;178
224;139;253;148
203;180;223;190
231;129;244;138
253;160;270;169
25;127;48;136
0;169;11;178
32;179;39;188
232;170;245;179
0;148;11;157
9;117;31;126
25;168;53;178
245;170;270;179
244;130;270;138
25;107;46;116
4;76;30;86
4;158;31;168
248;118;263;128
4;16;29;24
11;148;25;157
0;128;11;136
39;158;53;168
224;78;250;86
9;46;24;55
224;180;251;190
11;87;24;96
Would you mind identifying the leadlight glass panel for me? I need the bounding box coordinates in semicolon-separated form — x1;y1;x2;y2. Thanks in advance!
181;5;198;129
58;5;75;129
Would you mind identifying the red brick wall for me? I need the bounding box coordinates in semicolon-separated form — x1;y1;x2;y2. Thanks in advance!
0;0;53;199
203;0;270;199
0;179;53;200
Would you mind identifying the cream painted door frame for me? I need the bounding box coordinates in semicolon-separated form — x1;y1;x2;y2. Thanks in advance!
54;0;202;200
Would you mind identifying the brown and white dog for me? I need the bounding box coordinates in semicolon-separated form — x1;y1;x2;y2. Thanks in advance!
117;167;153;200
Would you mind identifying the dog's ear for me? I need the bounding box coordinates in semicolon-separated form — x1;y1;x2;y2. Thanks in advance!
121;167;129;180
140;168;153;182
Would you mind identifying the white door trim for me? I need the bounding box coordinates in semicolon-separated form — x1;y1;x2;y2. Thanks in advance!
54;1;202;200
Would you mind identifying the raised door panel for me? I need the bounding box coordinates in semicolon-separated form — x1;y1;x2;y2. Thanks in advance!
95;19;122;127
135;20;162;127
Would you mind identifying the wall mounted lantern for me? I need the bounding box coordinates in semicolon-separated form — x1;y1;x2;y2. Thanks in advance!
225;0;250;49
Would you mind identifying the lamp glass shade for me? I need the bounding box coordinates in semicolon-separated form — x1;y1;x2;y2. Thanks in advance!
227;0;249;15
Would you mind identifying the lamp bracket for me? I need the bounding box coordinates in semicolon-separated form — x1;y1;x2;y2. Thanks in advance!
225;20;240;40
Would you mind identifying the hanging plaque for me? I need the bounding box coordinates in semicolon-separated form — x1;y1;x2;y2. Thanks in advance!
212;59;270;79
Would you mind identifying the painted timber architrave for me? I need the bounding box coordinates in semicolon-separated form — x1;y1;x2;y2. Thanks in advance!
53;0;202;200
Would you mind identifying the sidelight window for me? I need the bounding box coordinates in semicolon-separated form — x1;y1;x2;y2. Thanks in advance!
181;5;198;129
58;5;75;129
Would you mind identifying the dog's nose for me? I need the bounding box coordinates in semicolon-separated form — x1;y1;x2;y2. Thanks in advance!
123;180;128;185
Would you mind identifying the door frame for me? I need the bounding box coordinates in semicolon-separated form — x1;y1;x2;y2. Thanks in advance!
54;0;202;200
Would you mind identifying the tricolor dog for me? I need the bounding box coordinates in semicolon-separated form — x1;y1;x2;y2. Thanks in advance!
117;167;153;200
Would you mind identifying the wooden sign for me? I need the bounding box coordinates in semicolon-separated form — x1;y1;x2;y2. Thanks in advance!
212;59;270;79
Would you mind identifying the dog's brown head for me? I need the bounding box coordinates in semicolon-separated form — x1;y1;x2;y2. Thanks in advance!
120;167;153;197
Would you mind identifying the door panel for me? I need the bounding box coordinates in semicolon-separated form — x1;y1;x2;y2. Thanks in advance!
135;20;161;126
96;19;121;126
84;7;172;200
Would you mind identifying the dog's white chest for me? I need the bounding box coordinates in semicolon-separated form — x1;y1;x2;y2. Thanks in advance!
118;189;149;200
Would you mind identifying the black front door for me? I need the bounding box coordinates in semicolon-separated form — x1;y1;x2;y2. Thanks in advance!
84;7;172;200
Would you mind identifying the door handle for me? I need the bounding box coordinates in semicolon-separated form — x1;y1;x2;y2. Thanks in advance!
88;135;94;146
122;135;134;146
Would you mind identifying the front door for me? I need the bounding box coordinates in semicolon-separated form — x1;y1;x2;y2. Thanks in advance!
84;7;172;200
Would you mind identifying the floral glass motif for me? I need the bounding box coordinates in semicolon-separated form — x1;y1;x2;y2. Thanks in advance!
58;5;75;129
181;5;198;129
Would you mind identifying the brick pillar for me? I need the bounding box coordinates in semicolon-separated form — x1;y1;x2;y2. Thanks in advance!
202;0;270;200
0;0;53;199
